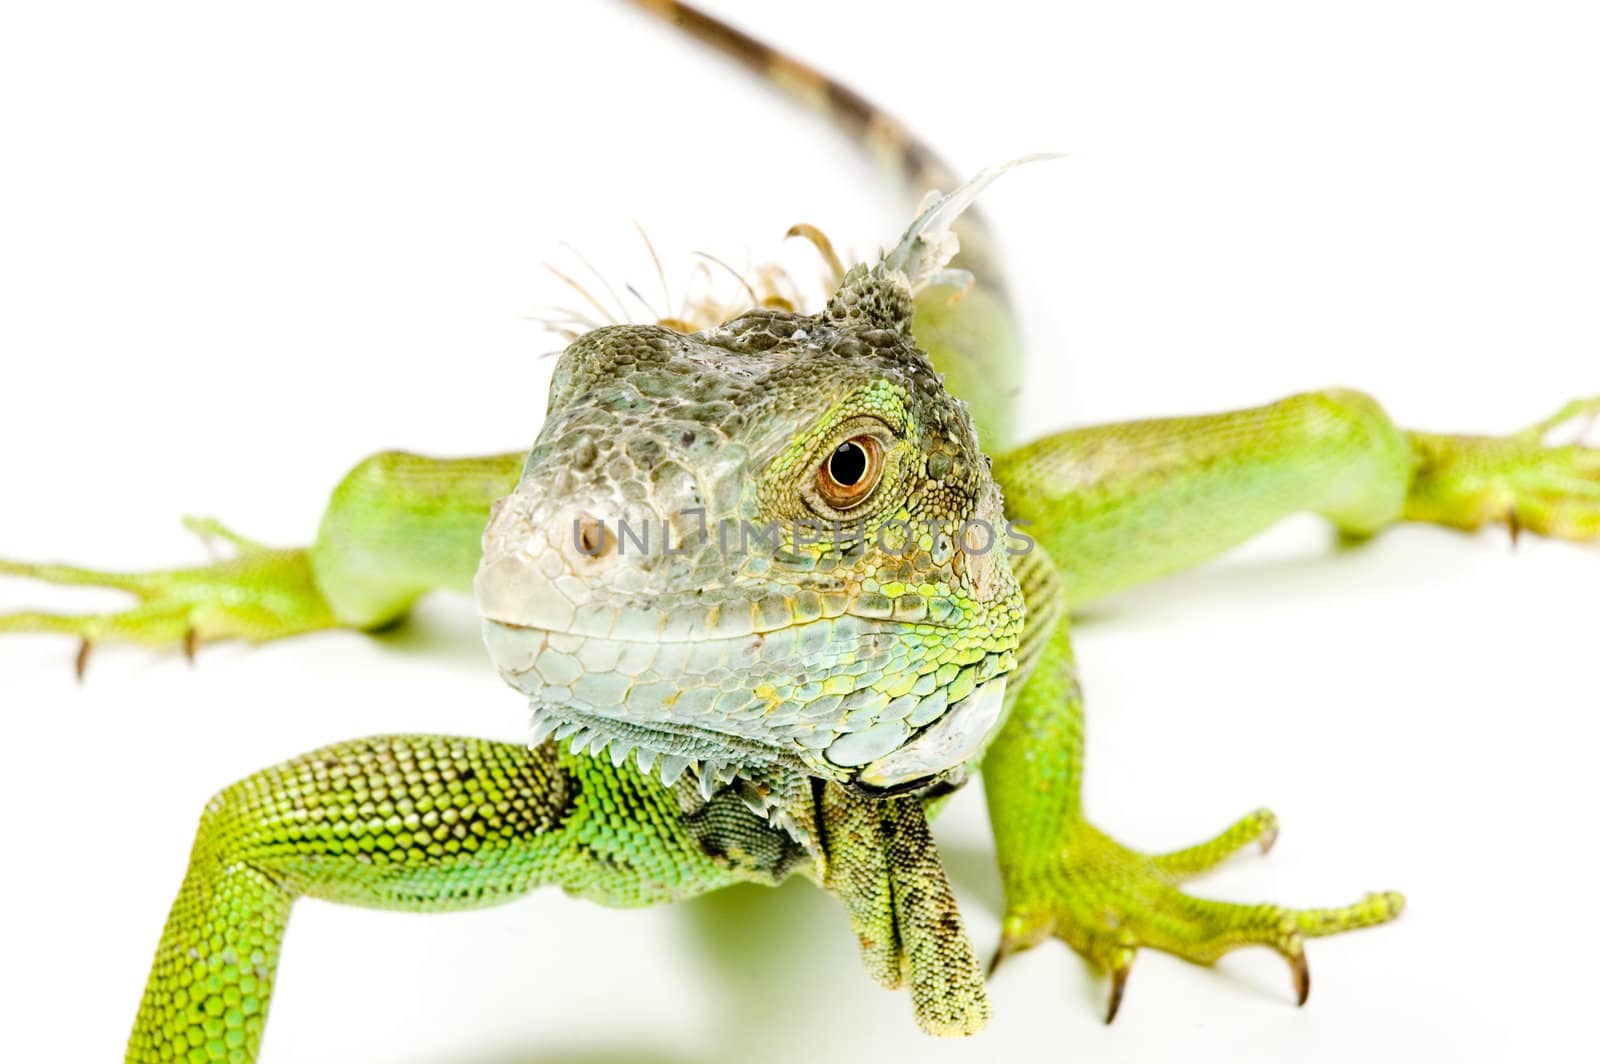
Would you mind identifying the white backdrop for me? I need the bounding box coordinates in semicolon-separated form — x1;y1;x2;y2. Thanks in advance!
1;2;1595;1062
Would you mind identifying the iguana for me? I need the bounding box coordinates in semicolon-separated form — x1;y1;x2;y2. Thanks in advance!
2;3;1596;1061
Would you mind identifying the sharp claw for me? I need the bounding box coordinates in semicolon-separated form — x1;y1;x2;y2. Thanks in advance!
74;638;92;682
183;628;199;664
1260;821;1280;855
1105;958;1132;1024
1507;506;1522;548
986;940;1012;979
1288;946;1311;1006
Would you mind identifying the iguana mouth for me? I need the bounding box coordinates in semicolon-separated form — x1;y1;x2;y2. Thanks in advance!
481;615;1010;797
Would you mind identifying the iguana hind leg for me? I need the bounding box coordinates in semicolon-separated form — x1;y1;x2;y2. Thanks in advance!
0;451;522;673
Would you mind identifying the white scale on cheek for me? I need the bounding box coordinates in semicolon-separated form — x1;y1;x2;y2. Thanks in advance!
823;719;911;767
575;637;624;673
571;670;630;707
481;620;542;675
614;640;657;678
853;677;1008;788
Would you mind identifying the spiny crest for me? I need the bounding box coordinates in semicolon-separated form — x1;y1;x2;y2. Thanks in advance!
533;226;841;341
534;156;1057;344
823;153;1062;336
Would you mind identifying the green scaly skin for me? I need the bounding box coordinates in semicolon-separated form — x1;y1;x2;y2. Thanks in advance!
123;735;797;1062
4;228;1592;1063
4;15;1600;1064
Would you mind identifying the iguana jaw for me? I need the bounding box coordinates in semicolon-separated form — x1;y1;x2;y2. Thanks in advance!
481;613;1010;794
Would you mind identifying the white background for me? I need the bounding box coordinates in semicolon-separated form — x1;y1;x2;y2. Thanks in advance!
1;2;1595;1061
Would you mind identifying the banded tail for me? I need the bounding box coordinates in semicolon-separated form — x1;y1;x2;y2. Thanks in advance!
623;0;1009;295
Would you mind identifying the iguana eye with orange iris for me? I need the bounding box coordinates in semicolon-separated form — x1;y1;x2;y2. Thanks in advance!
817;435;885;508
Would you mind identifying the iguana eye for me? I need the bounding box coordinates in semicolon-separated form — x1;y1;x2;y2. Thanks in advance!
817;436;884;508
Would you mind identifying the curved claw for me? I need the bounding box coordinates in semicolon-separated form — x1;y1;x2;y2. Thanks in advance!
1;538;336;669
986;940;1012;979
988;910;1053;981
1105;948;1134;1024
1285;941;1311;1006
1258;817;1280;856
993;821;1403;1022
1408;400;1600;543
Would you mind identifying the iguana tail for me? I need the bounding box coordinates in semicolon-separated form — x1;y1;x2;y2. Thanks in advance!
623;0;1008;295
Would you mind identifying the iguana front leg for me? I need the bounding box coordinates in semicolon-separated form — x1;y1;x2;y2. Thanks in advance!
998;389;1600;609
126;733;782;1064
0;451;521;672
129;731;993;1060
985;389;1598;1017
984;611;1403;1022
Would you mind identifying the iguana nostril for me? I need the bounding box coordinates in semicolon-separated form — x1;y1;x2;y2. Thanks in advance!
575;515;611;557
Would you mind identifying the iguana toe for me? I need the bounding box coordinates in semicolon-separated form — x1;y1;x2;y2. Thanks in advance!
991;818;1404;1021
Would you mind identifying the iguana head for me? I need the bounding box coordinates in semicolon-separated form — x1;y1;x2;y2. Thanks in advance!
477;165;1034;797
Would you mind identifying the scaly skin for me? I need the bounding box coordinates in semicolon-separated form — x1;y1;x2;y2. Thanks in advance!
125;735;795;1064
983;567;1405;1023
0;518;337;676
0;453;524;669
1;5;1597;1062
309;450;523;626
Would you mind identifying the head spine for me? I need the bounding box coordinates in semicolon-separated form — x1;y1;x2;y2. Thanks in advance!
822;154;1062;336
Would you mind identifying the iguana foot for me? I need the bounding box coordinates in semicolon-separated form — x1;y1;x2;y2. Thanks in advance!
989;811;1404;1023
0;516;337;677
1406;394;1600;542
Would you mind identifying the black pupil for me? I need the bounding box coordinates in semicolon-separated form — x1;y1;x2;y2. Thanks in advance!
829;441;868;486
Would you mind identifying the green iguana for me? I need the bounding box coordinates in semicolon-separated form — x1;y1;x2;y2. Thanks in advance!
2;3;1596;1061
